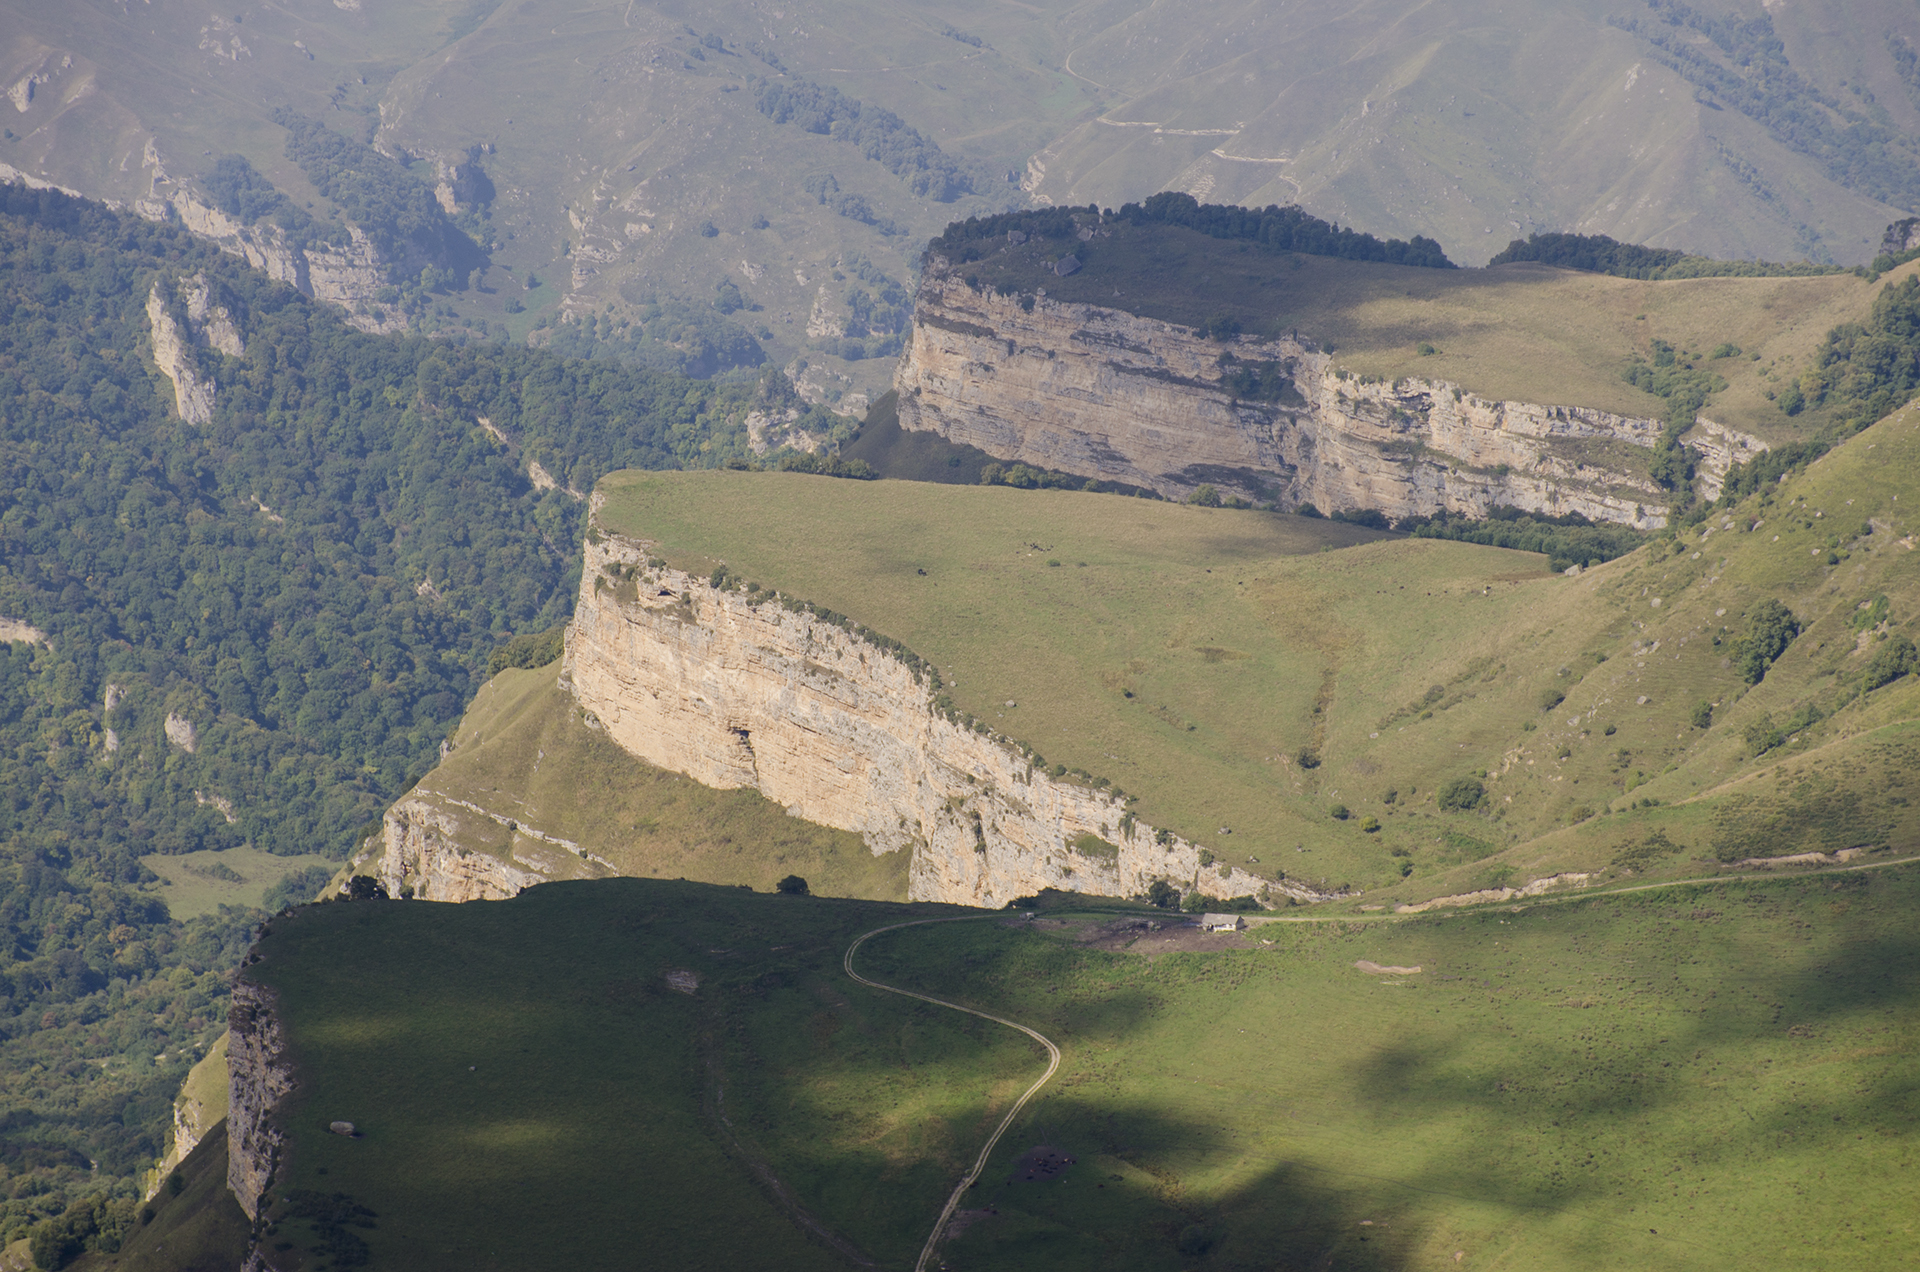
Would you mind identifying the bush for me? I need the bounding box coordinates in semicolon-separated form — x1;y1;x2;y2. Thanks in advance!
1690;699;1714;730
488;627;567;676
1295;747;1320;769
1360;816;1381;833
1186;484;1222;507
343;875;388;901
1329;804;1350;820
1436;777;1485;812
775;874;810;895
1539;688;1566;712
1863;633;1918;690
1145;879;1180;909
1735;600;1801;684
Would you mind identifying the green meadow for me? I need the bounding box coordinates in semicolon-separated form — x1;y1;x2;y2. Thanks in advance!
229;865;1917;1271
594;399;1920;903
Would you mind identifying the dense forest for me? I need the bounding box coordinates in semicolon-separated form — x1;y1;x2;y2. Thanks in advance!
754;79;1000;202
1487;232;1845;279
0;184;775;1242
931;196;1456;269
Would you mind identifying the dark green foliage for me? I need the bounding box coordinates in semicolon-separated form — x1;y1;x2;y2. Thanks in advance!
487;628;566;676
263;865;337;912
28;1193;135;1269
343;876;389;902
1436;777;1486;812
1329;804;1350;820
1489;232;1842;279
1397;507;1644;571
1610;3;1920;211
272;110;485;283
1145;879;1180;909
1735;600;1801;684
1610;830;1686;871
754;80;991;200
1862;634;1917;691
203;155;312;240
1295;747;1320;769
1797;277;1920;431
775;874;809;896
1119;192;1453;268
1186;484;1221;507
1539;688;1566;712
1329;507;1391;530
1216;354;1296;402
1716;438;1829;503
1691;699;1715;730
775;452;877;480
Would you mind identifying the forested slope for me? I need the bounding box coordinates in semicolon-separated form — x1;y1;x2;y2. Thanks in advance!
0;184;775;1248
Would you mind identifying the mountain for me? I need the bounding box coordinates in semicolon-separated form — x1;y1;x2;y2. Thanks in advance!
5;0;1918;410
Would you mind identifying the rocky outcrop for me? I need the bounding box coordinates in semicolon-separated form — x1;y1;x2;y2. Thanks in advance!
134;187;400;334
379;791;603;901
227;981;294;1222
556;521;1315;910
893;266;1766;529
146;1033;229;1199
145;272;246;424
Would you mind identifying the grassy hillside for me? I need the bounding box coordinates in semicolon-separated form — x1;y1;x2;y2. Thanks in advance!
950;216;1916;442
596;399;1920;902
8;0;1915;408
227;869;1916;1270
386;665;909;901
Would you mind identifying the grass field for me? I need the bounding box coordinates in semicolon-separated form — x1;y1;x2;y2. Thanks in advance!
955;220;1914;441
593;397;1920;902
137;847;340;921
235;865;1919;1270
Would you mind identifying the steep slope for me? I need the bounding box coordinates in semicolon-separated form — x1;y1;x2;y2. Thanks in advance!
5;0;1914;404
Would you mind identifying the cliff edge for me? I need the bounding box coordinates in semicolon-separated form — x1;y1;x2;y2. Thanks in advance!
893;263;1767;525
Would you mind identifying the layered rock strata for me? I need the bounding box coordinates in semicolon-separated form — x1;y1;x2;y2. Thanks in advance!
379;791;609;902
227;981;294;1222
554;524;1311;910
894;268;1766;529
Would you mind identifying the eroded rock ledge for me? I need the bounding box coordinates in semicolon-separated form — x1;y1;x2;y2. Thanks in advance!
227;980;293;1223
391;520;1316;911
893;265;1767;527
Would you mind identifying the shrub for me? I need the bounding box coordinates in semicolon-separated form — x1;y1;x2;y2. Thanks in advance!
1360;816;1381;833
1330;804;1350;820
1690;699;1714;729
1295;747;1320;769
1145;879;1180;909
1863;633;1918;690
1398;859;1413;877
343;875;388;901
1735;600;1801;684
775;874;809;895
1181;890;1207;912
1197;849;1216;868
1539;688;1566;712
1187;484;1222;507
1436;777;1485;811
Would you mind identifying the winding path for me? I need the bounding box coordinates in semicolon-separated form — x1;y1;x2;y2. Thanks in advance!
844;918;1061;1272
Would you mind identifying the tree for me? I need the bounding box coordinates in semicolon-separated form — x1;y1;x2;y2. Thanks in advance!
1736;600;1801;684
1863;633;1918;690
1436;777;1485;812
343;875;388;902
775;874;810;896
1145;879;1180;909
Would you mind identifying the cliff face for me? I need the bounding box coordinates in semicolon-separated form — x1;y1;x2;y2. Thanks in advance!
226;981;293;1222
893;267;1766;528
135;189;401;335
378;790;604;902
553;523;1308;910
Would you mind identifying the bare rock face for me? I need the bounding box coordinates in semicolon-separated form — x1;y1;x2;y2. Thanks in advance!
893;266;1766;528
146;283;216;425
379;791;592;901
227;981;294;1222
559;525;1314;910
136;188;401;335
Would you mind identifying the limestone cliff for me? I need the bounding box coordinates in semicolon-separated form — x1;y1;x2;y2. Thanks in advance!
378;789;607;902
226;980;292;1222
134;187;401;335
145;272;246;424
893;265;1766;528
548;522;1315;910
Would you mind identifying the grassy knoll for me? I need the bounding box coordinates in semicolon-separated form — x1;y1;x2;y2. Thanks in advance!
595;398;1920;902
234;866;1916;1270
382;665;909;901
954;220;1914;441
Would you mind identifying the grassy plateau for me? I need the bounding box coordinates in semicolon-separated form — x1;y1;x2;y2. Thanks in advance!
592;396;1920;903
225;866;1918;1270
